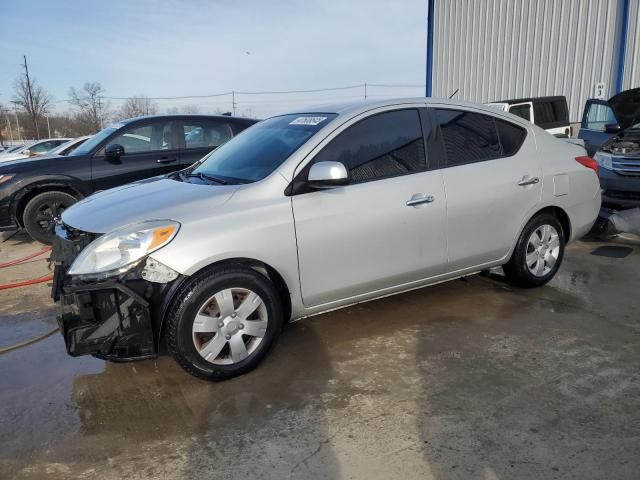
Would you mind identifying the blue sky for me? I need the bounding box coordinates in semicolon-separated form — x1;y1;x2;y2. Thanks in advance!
0;0;428;118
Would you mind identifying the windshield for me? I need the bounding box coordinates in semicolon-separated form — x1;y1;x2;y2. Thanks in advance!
69;126;120;156
193;113;336;183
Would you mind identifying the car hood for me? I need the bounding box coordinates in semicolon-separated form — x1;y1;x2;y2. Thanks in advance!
609;88;640;131
0;153;66;171
0;154;29;163
61;177;239;234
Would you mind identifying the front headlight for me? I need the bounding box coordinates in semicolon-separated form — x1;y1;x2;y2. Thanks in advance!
68;220;180;277
594;151;613;170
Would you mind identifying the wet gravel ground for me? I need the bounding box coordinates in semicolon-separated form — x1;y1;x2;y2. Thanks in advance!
1;231;639;479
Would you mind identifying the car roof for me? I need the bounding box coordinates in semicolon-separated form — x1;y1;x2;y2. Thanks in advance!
31;138;74;143
119;114;257;125
281;97;517;118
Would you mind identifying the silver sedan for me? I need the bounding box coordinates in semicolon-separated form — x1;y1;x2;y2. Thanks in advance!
53;98;601;380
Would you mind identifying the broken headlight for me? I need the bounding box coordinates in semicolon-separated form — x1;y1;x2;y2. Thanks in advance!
68;220;180;277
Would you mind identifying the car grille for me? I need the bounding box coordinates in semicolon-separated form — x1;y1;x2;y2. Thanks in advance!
605;190;640;201
612;156;640;176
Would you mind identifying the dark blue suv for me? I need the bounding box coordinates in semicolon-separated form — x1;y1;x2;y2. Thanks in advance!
578;88;640;209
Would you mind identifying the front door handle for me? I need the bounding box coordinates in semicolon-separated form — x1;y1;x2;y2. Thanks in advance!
518;176;540;186
406;195;435;207
157;157;177;164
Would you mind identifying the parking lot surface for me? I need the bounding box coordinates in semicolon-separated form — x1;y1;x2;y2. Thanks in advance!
1;231;639;479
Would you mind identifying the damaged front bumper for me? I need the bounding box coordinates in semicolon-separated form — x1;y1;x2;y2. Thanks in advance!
51;224;184;362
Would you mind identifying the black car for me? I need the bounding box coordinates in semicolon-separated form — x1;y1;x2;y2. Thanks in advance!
0;114;257;243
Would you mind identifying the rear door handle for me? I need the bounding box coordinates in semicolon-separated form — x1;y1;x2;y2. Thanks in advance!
518;176;540;186
157;157;177;164
406;195;435;207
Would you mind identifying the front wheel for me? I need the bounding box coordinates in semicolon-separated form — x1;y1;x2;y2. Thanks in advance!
23;191;77;244
503;213;565;288
167;266;283;381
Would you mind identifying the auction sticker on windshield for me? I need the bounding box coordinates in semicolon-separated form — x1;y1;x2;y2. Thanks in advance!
290;116;328;126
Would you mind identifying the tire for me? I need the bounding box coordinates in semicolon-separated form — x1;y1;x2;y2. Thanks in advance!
167;266;284;381
503;213;565;288
23;191;78;244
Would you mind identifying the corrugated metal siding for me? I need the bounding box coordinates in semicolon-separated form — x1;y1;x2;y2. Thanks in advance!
623;0;640;90
432;0;633;122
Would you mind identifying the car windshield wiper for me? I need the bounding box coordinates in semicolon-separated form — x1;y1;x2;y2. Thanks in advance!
186;172;228;185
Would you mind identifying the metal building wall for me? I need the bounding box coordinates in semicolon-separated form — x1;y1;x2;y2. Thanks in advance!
623;0;640;90
432;0;638;122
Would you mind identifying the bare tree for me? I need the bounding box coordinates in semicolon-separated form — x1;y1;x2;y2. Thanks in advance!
0;104;6;145
12;65;52;139
118;95;158;119
68;82;108;133
166;104;201;115
180;104;200;114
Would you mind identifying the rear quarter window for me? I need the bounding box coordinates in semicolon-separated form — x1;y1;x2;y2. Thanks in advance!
495;119;527;156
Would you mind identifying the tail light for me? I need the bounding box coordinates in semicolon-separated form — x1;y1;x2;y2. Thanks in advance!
576;156;599;178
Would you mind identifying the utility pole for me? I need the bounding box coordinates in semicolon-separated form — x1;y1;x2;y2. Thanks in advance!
14;108;21;141
22;55;40;139
231;91;236;116
6;115;14;142
46;116;51;137
364;82;367;100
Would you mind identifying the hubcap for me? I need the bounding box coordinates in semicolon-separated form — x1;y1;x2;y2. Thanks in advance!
34;201;68;235
525;224;560;277
191;288;268;365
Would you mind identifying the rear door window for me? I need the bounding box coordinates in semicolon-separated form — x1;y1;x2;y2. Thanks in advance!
435;109;527;164
183;121;233;149
313;109;426;184
435;109;501;166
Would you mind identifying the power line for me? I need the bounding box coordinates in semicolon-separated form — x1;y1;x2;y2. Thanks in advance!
48;83;426;104
234;84;364;95
367;83;425;88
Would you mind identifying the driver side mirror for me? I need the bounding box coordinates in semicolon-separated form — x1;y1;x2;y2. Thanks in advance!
307;161;350;189
605;123;621;133
105;143;125;159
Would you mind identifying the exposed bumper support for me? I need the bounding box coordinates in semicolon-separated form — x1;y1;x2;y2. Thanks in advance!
56;278;157;361
51;223;187;362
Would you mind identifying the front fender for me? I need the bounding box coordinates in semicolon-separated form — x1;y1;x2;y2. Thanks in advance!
9;175;91;223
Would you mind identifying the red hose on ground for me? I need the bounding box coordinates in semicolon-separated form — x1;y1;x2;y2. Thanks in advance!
0;247;51;268
0;274;53;290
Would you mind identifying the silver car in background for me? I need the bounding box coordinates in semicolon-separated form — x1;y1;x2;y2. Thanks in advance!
51;98;601;380
0;138;72;162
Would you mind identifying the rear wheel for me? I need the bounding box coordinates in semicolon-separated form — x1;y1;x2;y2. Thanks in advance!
503;213;565;287
167;266;283;381
23;191;77;244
